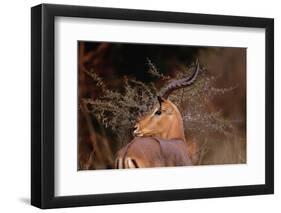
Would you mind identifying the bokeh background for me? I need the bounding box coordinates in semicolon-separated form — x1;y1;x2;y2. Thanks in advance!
78;41;246;170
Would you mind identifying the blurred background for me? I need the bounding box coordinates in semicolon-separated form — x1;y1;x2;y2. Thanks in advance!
78;41;246;170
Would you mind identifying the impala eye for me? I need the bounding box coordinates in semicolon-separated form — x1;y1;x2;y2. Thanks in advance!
155;110;161;116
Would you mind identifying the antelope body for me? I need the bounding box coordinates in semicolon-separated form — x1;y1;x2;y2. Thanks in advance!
115;137;192;168
115;61;200;169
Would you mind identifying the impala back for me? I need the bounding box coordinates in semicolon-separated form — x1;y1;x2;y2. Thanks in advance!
115;137;192;169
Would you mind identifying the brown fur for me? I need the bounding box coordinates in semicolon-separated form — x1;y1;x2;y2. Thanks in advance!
115;97;194;168
115;137;192;168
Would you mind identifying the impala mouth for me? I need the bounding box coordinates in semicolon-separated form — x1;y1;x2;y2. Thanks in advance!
133;130;143;137
133;127;160;137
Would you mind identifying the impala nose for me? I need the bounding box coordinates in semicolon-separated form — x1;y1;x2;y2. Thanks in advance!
133;125;138;132
133;125;140;137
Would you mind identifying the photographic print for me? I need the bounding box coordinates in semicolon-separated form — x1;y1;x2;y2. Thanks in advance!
31;4;273;208
78;41;246;170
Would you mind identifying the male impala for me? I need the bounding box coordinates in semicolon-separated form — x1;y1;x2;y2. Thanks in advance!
115;61;200;169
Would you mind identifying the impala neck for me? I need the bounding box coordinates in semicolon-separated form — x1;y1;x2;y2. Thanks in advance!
161;106;186;142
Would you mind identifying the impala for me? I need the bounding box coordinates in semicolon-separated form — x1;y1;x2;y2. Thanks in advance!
115;61;200;169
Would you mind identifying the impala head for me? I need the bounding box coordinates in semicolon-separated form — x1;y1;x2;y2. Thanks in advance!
133;60;200;141
133;96;179;137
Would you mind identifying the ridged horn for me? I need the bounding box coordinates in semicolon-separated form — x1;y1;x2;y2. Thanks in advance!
160;59;200;99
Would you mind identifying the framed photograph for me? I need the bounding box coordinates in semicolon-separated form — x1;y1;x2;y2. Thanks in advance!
31;4;274;209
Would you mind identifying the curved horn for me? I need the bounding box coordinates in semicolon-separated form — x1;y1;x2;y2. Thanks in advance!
160;59;200;99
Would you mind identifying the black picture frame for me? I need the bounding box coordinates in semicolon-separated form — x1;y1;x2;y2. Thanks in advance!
31;3;274;209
